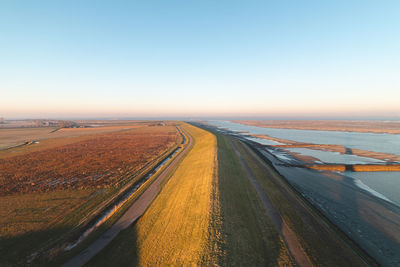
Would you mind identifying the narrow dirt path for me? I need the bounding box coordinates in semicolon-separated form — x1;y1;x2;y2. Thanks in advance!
62;128;193;267
230;139;313;267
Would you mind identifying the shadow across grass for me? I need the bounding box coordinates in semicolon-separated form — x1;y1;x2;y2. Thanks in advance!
83;221;139;267
0;226;74;266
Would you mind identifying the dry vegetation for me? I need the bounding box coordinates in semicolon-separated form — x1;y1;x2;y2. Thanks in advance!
0;126;179;195
134;124;216;265
87;123;217;266
0;124;180;265
307;164;400;172
237;120;400;134
0;189;105;265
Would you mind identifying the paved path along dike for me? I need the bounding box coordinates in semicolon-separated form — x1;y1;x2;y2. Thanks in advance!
63;128;193;267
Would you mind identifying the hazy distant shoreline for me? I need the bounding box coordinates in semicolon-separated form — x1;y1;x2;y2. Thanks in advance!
235;120;400;134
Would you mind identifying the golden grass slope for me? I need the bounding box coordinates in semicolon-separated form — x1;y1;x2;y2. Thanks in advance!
136;124;216;265
88;123;217;266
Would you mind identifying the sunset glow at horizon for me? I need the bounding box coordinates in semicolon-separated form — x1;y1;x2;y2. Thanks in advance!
1;1;400;119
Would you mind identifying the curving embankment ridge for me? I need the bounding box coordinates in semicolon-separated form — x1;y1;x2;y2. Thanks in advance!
86;123;217;266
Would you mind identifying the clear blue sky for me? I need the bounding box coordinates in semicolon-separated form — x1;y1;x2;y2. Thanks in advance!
1;0;399;119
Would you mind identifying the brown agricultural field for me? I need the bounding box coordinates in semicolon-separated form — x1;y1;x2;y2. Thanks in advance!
0;126;179;195
0;124;180;265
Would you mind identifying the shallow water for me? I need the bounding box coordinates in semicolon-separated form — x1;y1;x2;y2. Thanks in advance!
246;136;283;146
275;165;400;265
209;120;400;265
343;171;400;206
285;147;384;164
209;119;400;211
209;120;400;156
